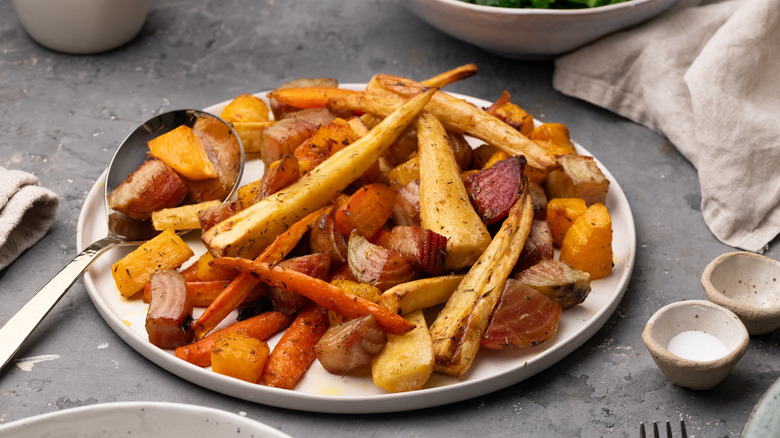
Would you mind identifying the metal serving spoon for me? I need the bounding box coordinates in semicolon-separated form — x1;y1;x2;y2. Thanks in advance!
0;109;244;371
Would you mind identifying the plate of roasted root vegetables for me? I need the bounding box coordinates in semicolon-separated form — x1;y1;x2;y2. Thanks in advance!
78;64;635;413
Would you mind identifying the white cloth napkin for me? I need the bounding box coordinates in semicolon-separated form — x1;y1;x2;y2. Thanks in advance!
552;0;780;253
0;167;59;270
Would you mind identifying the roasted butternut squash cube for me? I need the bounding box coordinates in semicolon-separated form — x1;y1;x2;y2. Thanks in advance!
211;331;270;383
111;229;194;298
147;125;218;180
559;202;613;279
492;101;535;136
529;123;577;156
546;197;588;247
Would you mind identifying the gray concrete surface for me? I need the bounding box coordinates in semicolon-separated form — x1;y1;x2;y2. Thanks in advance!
0;1;777;436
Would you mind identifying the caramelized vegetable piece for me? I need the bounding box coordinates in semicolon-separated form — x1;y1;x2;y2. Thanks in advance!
559;202;613;280
377;274;464;316
485;92;535;137
211;331;271;383
191;206;331;339
267;86;362;110
546;197;588;247
429;193;534;377
151;200;221;231
111;229;194;298
513;219;555;273
269;77;339;119
464;155;526;225
195;251;239;281
294;118;361;175
259;108;339;166
371;309;434;393
315;314;387;375
481;279;562;349
210;257;415;335
528;181;548;220
309;213;347;265
416;111;490;272
262;305;330;389
328;280;382;326
204;88;435;259
514;259;591;310
238;155;300;208
174;311;291;367
392;179;421;227
107;159;188;221
385;226;448;276
145;270;194;349
268;252;332;315
220;94;270;124
347;232;419;291
198;200;242;233
544;154;609;206
143;280;242;307
529;123;577;156
421;63;478;88
147;125;218;180
334;183;396;239
180;117;243;204
372;74;557;171
386;156;420;189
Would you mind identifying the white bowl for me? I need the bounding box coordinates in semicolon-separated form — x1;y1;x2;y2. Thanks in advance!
402;0;680;59
0;402;291;438
701;251;780;335
12;0;150;54
642;300;749;391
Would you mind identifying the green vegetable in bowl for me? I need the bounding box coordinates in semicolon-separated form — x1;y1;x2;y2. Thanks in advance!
461;0;629;8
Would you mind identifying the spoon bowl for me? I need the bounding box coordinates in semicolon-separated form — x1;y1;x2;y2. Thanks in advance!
0;110;243;371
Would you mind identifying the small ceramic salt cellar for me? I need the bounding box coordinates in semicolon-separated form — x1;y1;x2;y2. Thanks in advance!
642;300;749;391
701;251;780;335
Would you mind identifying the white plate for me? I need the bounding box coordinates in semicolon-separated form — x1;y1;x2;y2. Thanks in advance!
0;402;290;437
78;85;636;413
742;377;780;438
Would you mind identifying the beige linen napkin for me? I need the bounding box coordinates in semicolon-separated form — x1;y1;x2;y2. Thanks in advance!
0;167;59;270
553;0;780;253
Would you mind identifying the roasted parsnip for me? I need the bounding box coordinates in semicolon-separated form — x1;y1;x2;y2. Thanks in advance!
377;274;465;316
429;193;535;377
417;111;491;271
202;88;436;259
371;309;434;393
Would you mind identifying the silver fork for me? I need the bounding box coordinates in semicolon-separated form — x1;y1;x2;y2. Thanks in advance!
639;420;688;438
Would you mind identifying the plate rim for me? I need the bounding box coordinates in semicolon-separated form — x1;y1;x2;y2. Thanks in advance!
78;84;636;413
0;401;291;437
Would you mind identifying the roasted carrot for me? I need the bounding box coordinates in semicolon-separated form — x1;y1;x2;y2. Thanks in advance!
191;205;333;339
266;87;361;109
174;311;292;367
333;183;395;239
179;262;200;281
211;257;415;335
261;304;330;389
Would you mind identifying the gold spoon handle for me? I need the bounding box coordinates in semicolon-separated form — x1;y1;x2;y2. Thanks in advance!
0;236;122;372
